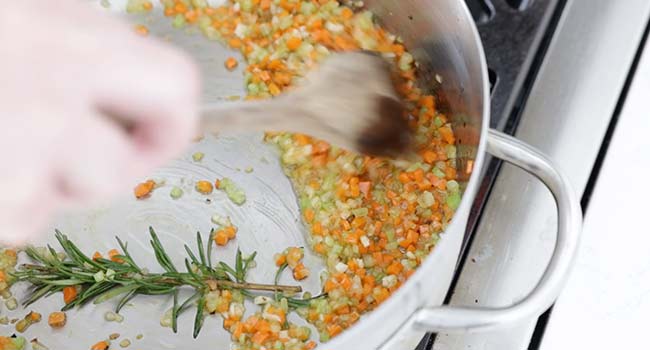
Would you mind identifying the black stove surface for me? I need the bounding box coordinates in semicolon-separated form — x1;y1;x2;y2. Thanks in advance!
416;0;566;349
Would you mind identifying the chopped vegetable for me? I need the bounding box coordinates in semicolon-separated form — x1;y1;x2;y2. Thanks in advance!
15;312;41;333
5;297;17;310
91;340;110;350
192;152;204;162
225;57;238;71
134;180;156;199
63;286;77;304
216;178;246;205
0;336;26;350
195;180;214;194
134;24;149;36
170;186;184;199
119;339;131;348
48;312;67;329
30;339;49;350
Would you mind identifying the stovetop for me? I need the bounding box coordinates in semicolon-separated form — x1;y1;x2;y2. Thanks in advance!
417;0;566;348
414;0;650;349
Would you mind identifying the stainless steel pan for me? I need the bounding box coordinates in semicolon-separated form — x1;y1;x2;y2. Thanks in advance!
13;1;582;349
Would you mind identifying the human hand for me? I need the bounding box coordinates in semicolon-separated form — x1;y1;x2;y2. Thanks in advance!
0;0;200;245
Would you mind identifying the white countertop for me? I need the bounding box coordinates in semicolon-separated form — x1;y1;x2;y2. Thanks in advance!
540;31;650;349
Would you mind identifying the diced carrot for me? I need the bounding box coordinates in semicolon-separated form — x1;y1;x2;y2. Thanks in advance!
196;180;214;194
48;311;67;328
327;324;343;337
293;263;310;280
285;247;303;268
286;36;303;51
62;286;78;305
223;225;237;239
314;243;326;254
134;24;149;36
386;261;404;275
275;253;286;266
251;331;270;345
340;7;354;19
268;82;281;96
134;180;155;199
214;231;229;246
304;208;315;223
312;222;323;235
108;249;124;263
223;317;236;329
232;322;244;338
92;251;102;261
91;340;109;350
225;57;238;71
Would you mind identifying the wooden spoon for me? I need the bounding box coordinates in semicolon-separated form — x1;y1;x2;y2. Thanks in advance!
200;51;412;158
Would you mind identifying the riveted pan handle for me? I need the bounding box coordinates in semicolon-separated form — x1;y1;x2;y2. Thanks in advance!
412;129;582;332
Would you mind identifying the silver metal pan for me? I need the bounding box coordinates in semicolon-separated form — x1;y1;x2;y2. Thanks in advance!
12;1;582;349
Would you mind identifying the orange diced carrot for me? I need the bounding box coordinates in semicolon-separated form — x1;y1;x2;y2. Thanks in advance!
134;180;155;199
214;231;229;246
108;249;124;263
196;180;214;194
286;36;302;51
48;311;67;328
134;24;149;36
225;57;239;71
63;286;77;305
91;340;109;350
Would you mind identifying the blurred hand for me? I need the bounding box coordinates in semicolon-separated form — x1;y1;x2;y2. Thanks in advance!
0;1;200;245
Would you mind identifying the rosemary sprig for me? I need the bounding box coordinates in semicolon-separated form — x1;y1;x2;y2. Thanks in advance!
12;227;302;338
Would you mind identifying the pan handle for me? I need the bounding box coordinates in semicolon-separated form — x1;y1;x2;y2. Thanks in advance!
412;129;582;332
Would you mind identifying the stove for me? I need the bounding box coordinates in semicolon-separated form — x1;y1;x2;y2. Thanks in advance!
413;0;650;349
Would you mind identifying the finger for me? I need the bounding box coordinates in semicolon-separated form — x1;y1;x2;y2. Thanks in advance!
91;37;200;175
0;168;58;246
53;112;137;205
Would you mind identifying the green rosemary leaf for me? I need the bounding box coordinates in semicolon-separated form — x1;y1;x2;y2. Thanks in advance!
184;245;200;266
184;259;203;286
55;230;102;270
235;249;243;282
40;279;84;286
149;227;177;273
218;262;237;280
243;251;257;278
116;236;141;271
193;295;206;339
23;285;54;307
196;232;207;267
172;291;199;334
115;288;138;313
171;289;180;333
94;284;139;305
207;229;215;269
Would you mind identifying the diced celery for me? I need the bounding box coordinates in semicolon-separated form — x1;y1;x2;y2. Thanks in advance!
301;1;316;15
351;207;368;217
446;192;461;210
447;180;460;193
172;14;186;29
446;145;457;159
220;178;246;205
